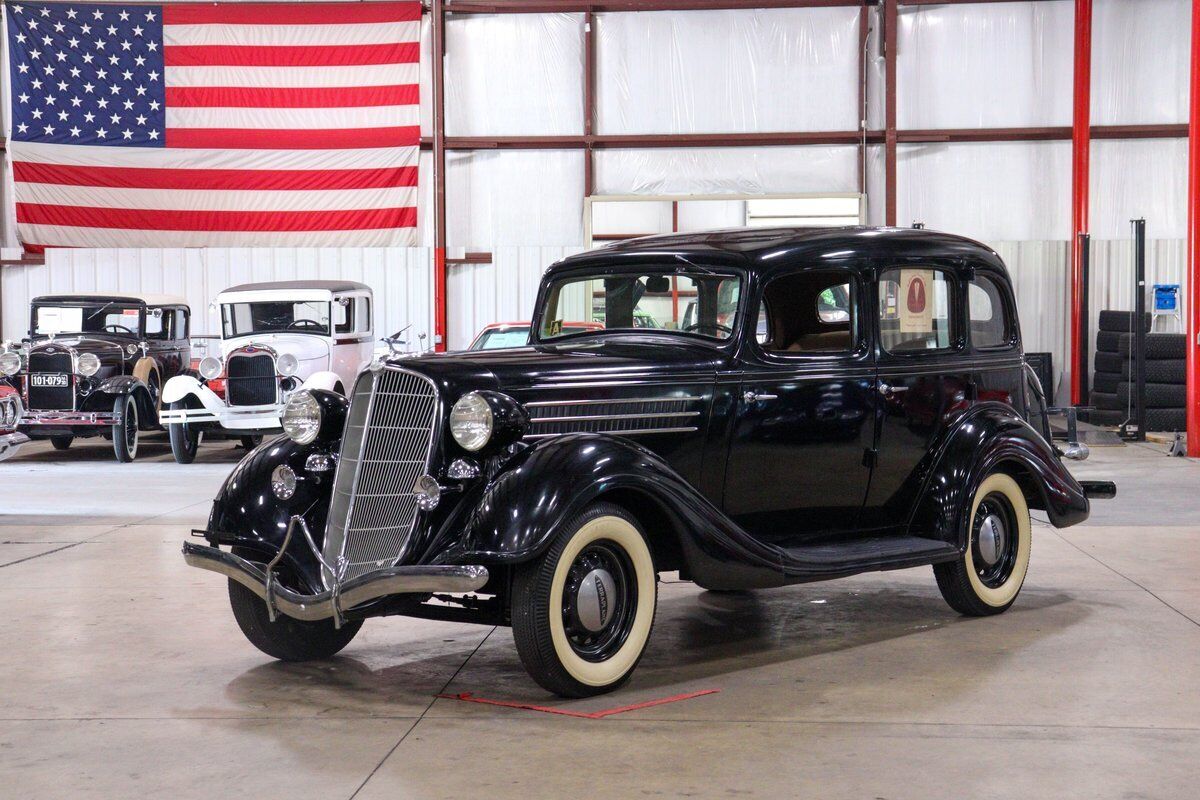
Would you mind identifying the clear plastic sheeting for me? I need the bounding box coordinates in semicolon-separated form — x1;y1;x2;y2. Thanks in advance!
896;141;1070;242
446;150;584;249
446;13;583;136
597;8;861;134
595;146;860;197
1090;139;1187;239
1092;0;1190;125
898;1;1073;129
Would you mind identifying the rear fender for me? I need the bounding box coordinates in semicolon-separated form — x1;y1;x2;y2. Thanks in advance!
912;403;1089;548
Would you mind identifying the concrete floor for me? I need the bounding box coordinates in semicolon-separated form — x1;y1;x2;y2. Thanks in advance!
1;434;1198;799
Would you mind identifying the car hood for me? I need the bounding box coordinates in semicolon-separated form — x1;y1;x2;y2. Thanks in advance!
28;336;129;364
222;334;330;366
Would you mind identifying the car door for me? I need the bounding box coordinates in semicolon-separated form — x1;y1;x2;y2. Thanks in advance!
721;267;876;546
860;262;976;531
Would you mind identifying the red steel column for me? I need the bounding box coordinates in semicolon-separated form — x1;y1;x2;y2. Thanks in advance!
432;0;448;351
884;0;897;226
1069;0;1092;405
1187;0;1200;455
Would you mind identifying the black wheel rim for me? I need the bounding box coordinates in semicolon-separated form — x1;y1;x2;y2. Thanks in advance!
971;492;1018;588
561;540;637;662
125;399;137;453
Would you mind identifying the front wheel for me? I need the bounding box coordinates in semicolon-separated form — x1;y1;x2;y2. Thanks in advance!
112;395;138;463
934;472;1032;616
511;502;658;698
50;436;73;451
228;579;362;661
168;401;199;464
239;435;263;450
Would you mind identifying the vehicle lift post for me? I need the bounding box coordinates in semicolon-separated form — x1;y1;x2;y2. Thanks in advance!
1120;219;1147;442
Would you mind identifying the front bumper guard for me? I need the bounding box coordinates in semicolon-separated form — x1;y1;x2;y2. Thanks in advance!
182;524;489;625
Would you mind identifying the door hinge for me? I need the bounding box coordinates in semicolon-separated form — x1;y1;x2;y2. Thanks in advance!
862;448;877;469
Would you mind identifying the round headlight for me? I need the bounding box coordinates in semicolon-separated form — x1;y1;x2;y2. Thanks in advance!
271;464;297;500
77;352;101;377
198;356;223;380
0;351;21;377
276;353;298;377
282;390;321;445
450;392;493;452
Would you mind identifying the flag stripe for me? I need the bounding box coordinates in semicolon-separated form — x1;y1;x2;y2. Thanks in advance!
17;183;417;212
13;162;418;191
166;105;420;130
163;20;421;47
11;141;417;171
166;126;420;149
164;42;420;68
163;2;423;26
17;225;418;249
165;63;419;88
16;203;418;232
166;84;420;109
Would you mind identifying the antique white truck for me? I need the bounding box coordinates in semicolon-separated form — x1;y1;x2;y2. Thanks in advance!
160;280;374;463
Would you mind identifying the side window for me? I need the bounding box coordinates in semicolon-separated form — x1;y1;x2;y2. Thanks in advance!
968;276;1012;349
757;270;856;354
178;310;190;340
356;297;371;334
879;268;954;353
334;297;354;334
145;308;166;339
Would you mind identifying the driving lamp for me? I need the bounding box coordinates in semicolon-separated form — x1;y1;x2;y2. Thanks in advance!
198;356;223;380
77;352;101;377
276;353;298;377
271;465;298;500
282;391;322;445
0;351;21;377
450;392;493;451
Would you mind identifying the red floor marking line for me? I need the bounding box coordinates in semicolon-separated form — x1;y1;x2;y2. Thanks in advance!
436;689;720;719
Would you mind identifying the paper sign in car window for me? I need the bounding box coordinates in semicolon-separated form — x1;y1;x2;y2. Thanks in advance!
899;269;935;334
548;319;563;336
37;307;83;334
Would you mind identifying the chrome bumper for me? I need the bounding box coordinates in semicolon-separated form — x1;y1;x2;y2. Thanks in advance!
22;410;117;426
182;541;489;622
0;431;29;461
159;403;283;430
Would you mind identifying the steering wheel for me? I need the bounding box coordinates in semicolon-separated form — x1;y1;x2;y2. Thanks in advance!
287;319;324;330
105;323;135;334
684;322;733;335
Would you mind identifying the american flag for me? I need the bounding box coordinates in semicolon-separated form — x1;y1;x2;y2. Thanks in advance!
5;1;421;251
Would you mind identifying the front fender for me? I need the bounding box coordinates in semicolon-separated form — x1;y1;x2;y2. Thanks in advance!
162;374;223;409
913;403;1090;548
430;434;786;589
204;437;334;593
300;370;344;394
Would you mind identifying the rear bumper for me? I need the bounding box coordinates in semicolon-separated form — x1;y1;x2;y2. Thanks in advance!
182;541;489;622
160;403;284;432
1080;480;1117;500
21;410;117;426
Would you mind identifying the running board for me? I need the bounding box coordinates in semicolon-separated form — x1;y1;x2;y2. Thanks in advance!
780;535;959;582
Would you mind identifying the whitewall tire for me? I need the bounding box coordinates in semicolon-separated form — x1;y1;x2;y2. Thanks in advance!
934;472;1031;616
511;502;658;697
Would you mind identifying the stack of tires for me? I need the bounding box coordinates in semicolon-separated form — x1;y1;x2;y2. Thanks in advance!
1091;310;1186;431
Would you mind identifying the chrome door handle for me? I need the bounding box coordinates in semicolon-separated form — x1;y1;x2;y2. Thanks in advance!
878;382;909;398
743;389;779;404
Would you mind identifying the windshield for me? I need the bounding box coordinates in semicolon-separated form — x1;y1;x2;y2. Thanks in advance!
222;301;331;337
538;268;741;342
471;326;531;350
32;303;143;337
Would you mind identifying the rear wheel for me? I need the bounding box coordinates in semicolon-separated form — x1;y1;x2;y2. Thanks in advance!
228;575;362;662
934;472;1031;616
511;502;657;697
112;395;138;463
50;436;73;451
239;435;263;450
168;400;199;464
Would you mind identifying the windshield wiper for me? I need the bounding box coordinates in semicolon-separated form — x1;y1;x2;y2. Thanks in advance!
86;301;118;321
672;254;717;275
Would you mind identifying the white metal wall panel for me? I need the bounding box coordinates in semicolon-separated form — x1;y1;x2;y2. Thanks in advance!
1092;0;1190;125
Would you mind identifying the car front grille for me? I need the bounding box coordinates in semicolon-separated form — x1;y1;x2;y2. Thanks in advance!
324;367;438;582
26;351;74;411
226;351;277;406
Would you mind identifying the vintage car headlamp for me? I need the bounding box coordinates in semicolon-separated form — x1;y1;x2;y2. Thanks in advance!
76;352;101;377
449;391;529;453
198;356;223;380
276;353;298;377
0;351;21;377
282;390;322;445
271;464;298;500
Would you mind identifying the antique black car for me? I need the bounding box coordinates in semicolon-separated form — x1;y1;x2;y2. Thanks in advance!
1;292;191;461
183;227;1114;697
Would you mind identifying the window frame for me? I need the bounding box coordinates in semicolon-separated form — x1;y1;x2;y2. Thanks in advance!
875;264;963;358
749;267;868;362
966;271;1017;352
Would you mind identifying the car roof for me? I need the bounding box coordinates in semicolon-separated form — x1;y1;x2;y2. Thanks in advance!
550;226;1007;279
32;291;188;307
222;280;371;294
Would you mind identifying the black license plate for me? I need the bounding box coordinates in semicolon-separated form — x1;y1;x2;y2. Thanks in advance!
31;374;69;388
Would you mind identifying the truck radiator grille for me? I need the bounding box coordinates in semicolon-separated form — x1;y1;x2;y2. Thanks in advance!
27;351;74;410
324;367;437;582
226;352;277;407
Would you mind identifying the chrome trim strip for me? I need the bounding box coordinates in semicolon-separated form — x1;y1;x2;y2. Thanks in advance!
182;542;488;622
529;411;700;423
525;396;702;408
524;426;698;439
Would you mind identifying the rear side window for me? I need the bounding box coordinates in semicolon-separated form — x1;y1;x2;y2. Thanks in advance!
878;268;954;353
968;276;1013;349
757;270;857;354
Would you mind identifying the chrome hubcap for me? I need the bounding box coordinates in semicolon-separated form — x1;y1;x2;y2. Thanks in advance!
977;513;1006;566
575;568;616;632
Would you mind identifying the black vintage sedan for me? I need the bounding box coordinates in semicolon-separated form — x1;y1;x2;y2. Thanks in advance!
184;227;1114;697
1;292;191;461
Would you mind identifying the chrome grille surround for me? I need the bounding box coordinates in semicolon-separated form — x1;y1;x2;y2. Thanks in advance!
323;366;439;586
523;395;702;439
26;348;76;411
226;348;278;407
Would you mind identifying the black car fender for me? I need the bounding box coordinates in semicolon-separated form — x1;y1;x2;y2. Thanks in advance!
87;374;156;421
432;433;787;589
910;402;1089;549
